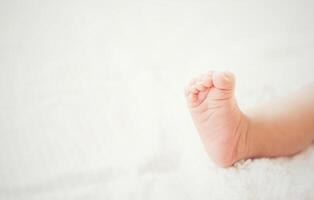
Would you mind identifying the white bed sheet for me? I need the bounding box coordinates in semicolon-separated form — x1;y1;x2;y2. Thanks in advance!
1;0;314;199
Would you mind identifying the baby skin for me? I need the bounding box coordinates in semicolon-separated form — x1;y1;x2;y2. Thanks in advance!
185;71;314;167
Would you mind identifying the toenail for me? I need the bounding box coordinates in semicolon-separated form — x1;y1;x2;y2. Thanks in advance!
223;72;231;81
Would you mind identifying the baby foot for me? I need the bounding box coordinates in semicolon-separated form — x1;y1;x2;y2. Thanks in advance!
185;71;249;167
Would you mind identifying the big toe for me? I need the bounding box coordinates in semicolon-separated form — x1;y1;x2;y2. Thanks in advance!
212;71;235;90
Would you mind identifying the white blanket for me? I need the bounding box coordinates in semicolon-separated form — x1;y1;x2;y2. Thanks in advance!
1;0;314;199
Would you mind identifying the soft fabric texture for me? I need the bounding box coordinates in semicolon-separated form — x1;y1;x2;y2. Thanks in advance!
0;0;314;199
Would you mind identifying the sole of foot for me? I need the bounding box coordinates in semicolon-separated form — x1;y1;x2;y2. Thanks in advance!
185;71;249;167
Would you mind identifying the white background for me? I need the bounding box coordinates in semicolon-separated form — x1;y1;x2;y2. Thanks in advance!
0;0;314;199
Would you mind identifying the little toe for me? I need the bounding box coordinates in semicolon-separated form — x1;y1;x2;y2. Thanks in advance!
212;71;235;90
185;78;197;96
